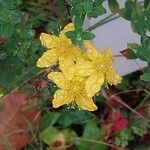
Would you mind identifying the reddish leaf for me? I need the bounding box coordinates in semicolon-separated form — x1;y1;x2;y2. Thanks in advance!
0;93;39;150
120;48;129;59
0;37;7;46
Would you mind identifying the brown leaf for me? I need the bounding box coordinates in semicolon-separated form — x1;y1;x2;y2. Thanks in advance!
0;92;39;150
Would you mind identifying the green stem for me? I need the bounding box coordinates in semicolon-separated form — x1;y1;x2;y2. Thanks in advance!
85;14;120;31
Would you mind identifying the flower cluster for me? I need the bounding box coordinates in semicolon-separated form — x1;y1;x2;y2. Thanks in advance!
37;23;122;111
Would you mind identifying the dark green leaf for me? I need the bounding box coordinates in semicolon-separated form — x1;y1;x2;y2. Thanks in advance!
58;109;94;127
0;23;14;39
82;31;95;40
140;73;150;82
108;0;120;13
40;112;60;131
76;121;108;150
83;0;93;13
144;0;150;9
120;0;134;20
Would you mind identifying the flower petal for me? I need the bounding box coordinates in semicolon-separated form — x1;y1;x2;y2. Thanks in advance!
84;41;102;62
59;57;76;80
76;60;94;77
102;48;113;66
40;33;59;49
86;73;104;97
48;72;70;89
106;67;122;85
52;89;75;108
76;93;97;111
60;23;74;37
37;49;58;68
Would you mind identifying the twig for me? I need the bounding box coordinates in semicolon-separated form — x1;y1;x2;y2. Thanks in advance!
101;89;149;121
72;137;123;150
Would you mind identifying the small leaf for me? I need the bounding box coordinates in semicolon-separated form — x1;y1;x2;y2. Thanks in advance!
82;31;95;40
83;0;93;13
140;73;150;82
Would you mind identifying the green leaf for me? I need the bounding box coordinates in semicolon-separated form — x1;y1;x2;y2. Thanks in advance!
83;121;105;139
40;112;60;131
0;23;14;39
127;42;150;62
58;109;94;127
82;31;95;40
108;0;120;13
120;0;134;20
83;0;93;13
88;2;105;18
0;0;15;9
39;126;59;145
76;121;108;150
144;0;150;9
140;73;150;82
74;15;85;29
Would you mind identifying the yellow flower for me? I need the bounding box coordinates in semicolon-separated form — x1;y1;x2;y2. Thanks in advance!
37;23;82;79
77;41;122;97
48;72;97;111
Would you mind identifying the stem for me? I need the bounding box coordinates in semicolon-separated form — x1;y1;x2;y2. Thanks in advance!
72;137;122;150
85;14;120;32
101;89;149;122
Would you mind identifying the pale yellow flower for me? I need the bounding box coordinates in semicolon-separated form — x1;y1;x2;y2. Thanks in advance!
37;23;82;79
48;72;97;111
77;41;122;97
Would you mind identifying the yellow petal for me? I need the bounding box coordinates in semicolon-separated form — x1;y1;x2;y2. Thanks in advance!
48;72;70;89
84;41;102;62
85;73;104;97
76;60;94;77
40;33;59;49
102;48;113;66
52;89;75;108
60;23;74;37
37;49;58;68
106;67;122;85
76;93;97;111
59;58;76;80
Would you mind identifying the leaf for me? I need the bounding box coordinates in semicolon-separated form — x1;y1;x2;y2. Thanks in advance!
140;73;150;82
40;112;60;131
0;23;14;39
0;0;15;9
120;0;134;20
76;121;108;150
0;92;39;150
39;126;59;145
108;0;120;13
82;31;95;40
144;0;150;9
57;109;94;127
83;0;93;13
40;127;76;148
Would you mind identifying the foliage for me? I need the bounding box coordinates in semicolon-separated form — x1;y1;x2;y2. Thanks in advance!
114;118;150;148
65;0;106;45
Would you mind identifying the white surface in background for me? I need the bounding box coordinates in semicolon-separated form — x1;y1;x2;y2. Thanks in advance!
84;0;147;76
